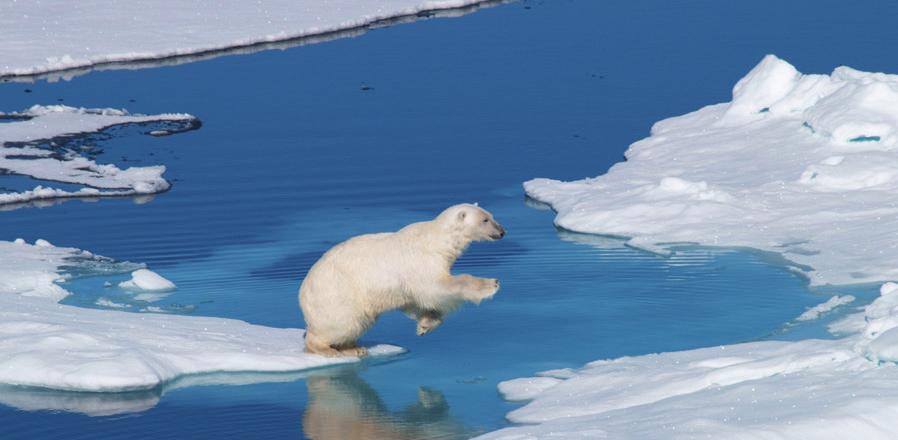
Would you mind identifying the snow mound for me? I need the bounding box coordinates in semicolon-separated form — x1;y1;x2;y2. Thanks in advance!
0;105;196;207
0;240;402;392
525;55;898;286
0;0;494;79
479;282;898;440
119;269;176;292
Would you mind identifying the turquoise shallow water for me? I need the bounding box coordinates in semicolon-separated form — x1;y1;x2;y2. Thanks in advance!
1;0;895;438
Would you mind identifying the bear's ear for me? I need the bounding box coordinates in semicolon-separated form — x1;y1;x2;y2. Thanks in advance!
457;210;467;222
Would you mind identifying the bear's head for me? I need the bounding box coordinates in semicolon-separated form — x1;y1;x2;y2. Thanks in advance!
437;203;505;242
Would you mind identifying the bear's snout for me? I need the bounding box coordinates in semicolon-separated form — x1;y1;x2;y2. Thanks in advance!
491;226;506;240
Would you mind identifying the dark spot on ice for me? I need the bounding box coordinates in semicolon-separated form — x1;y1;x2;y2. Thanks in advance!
759;107;770;113
416;10;434;17
849;135;880;143
802;122;816;134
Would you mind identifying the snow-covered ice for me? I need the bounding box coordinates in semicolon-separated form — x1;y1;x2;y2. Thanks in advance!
0;105;196;206
526;55;898;286
0;0;495;79
0;239;402;393
119;269;176;292
479;282;898;440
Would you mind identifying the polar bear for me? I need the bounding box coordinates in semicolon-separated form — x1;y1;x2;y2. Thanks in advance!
299;204;505;357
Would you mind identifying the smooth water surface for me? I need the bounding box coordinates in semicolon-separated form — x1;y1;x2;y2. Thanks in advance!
2;0;896;438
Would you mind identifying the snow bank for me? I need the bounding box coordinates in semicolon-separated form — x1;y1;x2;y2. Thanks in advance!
479;282;898;440
119;269;176;292
0;240;402;393
0;105;196;206
0;0;495;79
526;55;898;286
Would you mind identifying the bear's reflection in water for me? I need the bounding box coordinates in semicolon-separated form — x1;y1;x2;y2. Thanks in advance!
302;367;472;440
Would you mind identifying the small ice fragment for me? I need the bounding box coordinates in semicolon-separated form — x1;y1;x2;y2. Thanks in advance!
796;295;855;321
119;269;176;292
95;298;130;309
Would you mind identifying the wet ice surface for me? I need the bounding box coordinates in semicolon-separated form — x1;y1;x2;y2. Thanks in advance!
4;0;898;438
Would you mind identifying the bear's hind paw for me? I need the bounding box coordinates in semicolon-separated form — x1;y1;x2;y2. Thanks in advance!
338;346;369;357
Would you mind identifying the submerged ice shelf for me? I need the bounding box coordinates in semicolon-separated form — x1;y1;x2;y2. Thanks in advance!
482;56;898;439
481;282;898;440
0;105;196;206
0;239;401;393
0;0;494;79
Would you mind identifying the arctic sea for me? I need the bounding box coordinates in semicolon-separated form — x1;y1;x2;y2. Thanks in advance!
1;0;895;438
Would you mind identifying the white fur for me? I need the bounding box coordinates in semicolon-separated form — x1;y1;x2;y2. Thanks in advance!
299;204;505;357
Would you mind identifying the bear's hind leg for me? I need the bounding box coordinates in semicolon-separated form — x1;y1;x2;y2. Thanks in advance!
416;311;443;336
304;331;341;357
334;343;368;357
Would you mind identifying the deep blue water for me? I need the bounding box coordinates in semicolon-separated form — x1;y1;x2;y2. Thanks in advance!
1;0;895;438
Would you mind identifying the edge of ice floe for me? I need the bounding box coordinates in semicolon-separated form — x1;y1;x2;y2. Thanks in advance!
1;0;505;82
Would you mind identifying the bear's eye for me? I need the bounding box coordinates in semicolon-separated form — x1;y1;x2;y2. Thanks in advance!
482;218;489;223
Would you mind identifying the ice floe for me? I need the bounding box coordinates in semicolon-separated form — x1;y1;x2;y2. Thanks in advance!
487;56;898;439
0;105;196;206
0;0;496;79
0;239;402;393
525;55;898;286
481;282;898;439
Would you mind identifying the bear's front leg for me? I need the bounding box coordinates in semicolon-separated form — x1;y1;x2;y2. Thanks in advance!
445;274;500;304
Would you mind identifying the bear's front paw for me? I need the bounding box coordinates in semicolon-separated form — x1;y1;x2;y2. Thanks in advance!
476;277;500;301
